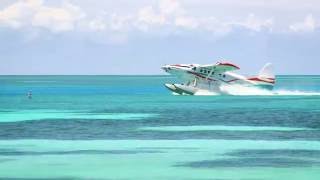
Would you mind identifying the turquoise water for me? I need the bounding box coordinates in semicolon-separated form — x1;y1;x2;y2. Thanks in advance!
0;75;320;179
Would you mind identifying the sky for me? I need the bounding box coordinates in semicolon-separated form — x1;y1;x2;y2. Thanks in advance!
0;0;319;75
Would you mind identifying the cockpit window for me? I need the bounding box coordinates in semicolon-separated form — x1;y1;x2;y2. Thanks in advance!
192;67;196;71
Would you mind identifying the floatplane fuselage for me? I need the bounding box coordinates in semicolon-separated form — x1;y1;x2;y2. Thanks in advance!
162;62;275;95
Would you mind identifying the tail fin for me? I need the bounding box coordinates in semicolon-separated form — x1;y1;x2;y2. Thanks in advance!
258;63;275;80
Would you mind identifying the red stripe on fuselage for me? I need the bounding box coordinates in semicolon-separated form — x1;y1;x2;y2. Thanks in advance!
226;79;239;83
187;71;216;81
172;64;191;68
187;71;240;83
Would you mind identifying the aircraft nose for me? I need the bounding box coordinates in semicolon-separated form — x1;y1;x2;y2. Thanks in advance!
161;65;171;72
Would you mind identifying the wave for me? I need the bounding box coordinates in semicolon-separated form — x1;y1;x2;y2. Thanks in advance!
0;110;158;122
140;125;314;131
20;81;57;83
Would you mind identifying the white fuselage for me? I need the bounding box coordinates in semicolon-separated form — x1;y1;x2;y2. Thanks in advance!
162;63;275;95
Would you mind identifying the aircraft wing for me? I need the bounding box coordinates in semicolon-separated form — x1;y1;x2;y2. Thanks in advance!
200;62;240;73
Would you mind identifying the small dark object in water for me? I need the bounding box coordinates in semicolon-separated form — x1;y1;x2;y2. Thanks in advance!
27;91;32;99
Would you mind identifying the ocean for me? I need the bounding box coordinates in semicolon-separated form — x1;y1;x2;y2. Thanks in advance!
0;75;319;180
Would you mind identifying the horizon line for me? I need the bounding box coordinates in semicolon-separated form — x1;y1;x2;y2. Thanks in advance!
0;74;320;76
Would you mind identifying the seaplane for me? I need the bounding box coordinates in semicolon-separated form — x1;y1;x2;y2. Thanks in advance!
162;61;275;95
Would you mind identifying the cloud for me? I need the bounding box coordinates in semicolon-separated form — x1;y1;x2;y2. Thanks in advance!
158;0;184;15
0;0;317;43
289;14;317;32
87;17;106;31
0;0;85;32
174;16;198;29
134;0;183;31
32;2;84;32
137;6;166;26
237;14;273;32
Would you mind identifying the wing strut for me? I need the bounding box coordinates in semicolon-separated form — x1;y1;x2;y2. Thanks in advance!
206;67;215;80
193;78;197;87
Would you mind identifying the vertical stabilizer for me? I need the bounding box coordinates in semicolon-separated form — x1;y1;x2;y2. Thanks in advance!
258;63;275;79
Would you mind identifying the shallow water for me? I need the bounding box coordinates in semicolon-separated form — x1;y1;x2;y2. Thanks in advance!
0;75;319;179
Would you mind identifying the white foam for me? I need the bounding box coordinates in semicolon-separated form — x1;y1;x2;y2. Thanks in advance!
273;90;320;96
194;90;219;96
219;84;273;96
193;84;320;96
